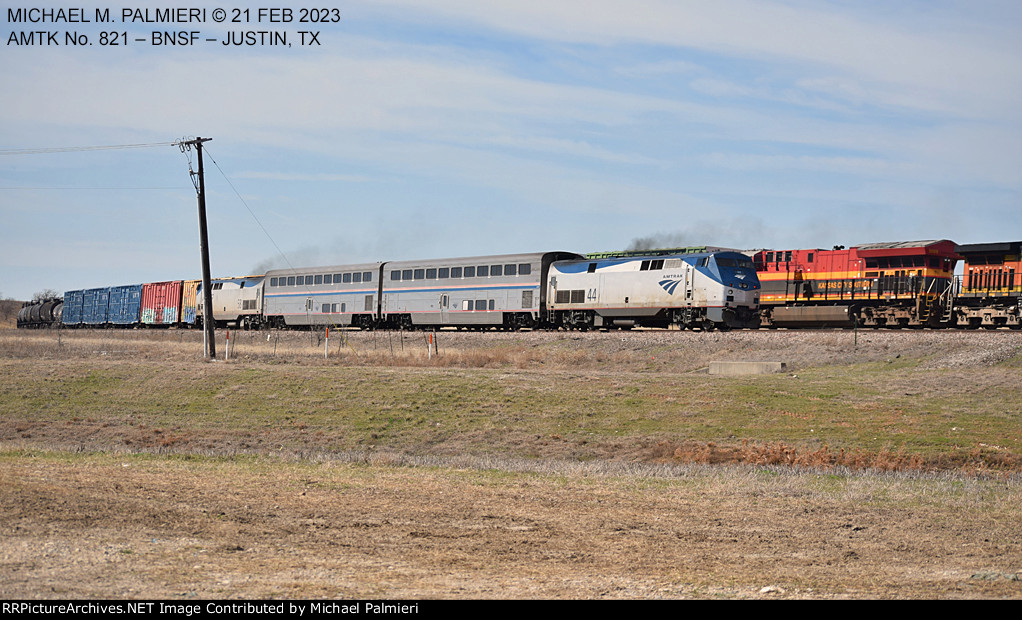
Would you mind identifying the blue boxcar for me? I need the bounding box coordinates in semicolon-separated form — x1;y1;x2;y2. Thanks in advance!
62;289;85;325
108;284;143;325
81;288;111;325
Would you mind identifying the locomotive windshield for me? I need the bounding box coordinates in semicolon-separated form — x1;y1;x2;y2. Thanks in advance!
710;253;760;290
714;256;755;269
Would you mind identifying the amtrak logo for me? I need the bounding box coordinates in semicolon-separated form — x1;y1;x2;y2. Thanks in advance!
735;272;746;280
658;279;683;295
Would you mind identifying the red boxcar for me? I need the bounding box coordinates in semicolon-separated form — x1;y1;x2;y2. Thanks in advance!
752;240;958;327
141;280;184;325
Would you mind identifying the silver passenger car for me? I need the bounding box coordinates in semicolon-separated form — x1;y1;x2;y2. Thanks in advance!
381;252;582;329
263;263;384;328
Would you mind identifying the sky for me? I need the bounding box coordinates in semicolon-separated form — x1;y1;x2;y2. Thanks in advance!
2;0;1020;300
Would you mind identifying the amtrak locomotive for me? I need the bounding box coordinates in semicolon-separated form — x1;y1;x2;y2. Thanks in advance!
547;251;760;330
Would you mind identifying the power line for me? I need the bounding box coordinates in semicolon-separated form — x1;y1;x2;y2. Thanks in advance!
0;186;184;190
0;142;177;155
203;146;298;274
203;147;354;339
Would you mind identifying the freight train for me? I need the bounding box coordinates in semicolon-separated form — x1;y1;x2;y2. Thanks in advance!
16;248;763;331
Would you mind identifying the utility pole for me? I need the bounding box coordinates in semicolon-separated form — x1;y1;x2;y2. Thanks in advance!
176;137;216;359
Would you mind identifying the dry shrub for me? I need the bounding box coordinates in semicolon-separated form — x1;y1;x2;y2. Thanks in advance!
665;439;1018;473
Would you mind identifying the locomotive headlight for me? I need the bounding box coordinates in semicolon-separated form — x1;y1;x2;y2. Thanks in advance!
728;289;734;295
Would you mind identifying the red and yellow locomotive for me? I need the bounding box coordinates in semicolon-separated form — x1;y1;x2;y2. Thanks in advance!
752;240;958;327
954;241;1021;328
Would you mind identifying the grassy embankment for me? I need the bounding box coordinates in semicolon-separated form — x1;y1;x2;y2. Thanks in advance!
2;329;1019;472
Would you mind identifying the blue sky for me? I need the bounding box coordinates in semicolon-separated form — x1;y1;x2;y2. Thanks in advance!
2;0;1020;300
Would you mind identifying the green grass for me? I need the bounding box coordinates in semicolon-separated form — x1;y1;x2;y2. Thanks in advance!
1;350;1019;470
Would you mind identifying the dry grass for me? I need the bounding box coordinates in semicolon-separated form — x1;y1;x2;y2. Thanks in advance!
3;448;1021;599
662;440;1022;475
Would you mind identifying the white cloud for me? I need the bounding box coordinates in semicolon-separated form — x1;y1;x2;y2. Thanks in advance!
367;0;1022;117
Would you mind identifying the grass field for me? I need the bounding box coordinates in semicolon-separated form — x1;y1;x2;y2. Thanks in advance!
2;328;1019;471
1;328;1020;598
